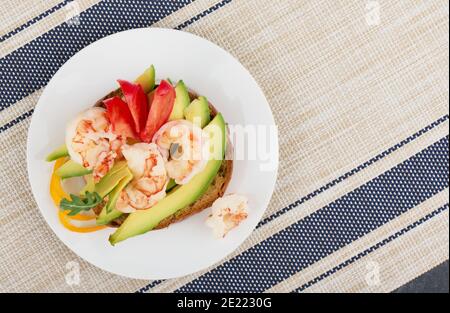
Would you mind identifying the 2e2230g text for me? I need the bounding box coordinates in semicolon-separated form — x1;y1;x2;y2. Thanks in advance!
220;297;271;308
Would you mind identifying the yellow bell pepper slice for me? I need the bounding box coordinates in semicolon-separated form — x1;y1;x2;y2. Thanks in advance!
50;158;106;232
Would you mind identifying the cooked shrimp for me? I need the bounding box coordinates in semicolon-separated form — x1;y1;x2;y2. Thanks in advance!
66;107;124;182
152;120;210;185
205;194;248;238
116;143;169;213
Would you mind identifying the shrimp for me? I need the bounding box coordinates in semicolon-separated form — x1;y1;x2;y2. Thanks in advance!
66;107;124;182
115;143;169;213
205;194;248;238
152;120;210;185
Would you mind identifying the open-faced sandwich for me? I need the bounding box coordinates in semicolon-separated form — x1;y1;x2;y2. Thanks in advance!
45;65;247;245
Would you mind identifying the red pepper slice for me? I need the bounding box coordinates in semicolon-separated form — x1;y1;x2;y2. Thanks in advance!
140;80;176;142
118;79;148;134
104;97;137;139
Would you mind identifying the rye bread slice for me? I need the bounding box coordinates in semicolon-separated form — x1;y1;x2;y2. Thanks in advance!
93;86;233;229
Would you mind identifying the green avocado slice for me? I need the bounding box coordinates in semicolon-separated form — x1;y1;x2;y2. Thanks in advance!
109;113;226;245
45;144;69;162
166;178;177;192
96;169;133;225
184;96;211;128
56;160;92;179
135;65;156;93
94;161;128;198
169;80;190;121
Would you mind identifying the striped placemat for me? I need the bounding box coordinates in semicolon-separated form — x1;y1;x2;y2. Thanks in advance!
0;0;448;293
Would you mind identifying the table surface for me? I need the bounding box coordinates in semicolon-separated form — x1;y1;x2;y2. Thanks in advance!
394;261;448;293
0;0;448;293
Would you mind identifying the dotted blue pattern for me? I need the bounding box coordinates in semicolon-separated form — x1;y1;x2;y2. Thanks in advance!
294;203;449;292
0;0;193;113
0;0;71;43
175;136;449;292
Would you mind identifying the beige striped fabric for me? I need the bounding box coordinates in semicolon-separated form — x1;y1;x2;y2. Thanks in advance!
0;0;448;292
1;0;63;36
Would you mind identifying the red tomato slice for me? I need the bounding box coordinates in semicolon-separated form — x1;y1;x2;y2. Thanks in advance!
118;79;148;134
104;97;137;139
140;80;176;142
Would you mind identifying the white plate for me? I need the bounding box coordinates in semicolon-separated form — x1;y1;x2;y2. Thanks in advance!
27;28;278;280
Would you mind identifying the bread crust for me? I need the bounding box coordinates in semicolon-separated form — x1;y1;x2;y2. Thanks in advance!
93;86;233;229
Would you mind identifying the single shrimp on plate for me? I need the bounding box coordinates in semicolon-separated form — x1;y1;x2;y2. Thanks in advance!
116;143;169;213
152;120;210;185
66;107;124;182
206;194;249;238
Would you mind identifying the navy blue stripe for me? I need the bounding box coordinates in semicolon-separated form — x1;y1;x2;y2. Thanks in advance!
137;115;449;292
137;280;164;293
0;109;34;133
0;0;71;43
0;0;193;113
294;203;449;292
176;0;232;30
174;136;449;292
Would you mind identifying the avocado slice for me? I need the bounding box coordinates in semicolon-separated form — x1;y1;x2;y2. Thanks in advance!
96;169;133;225
109;113;226;245
166;178;177;192
94;161;129;198
135;65;155;93
184;96;211;128
56;160;92;179
45;144;69;162
169;80;190;121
